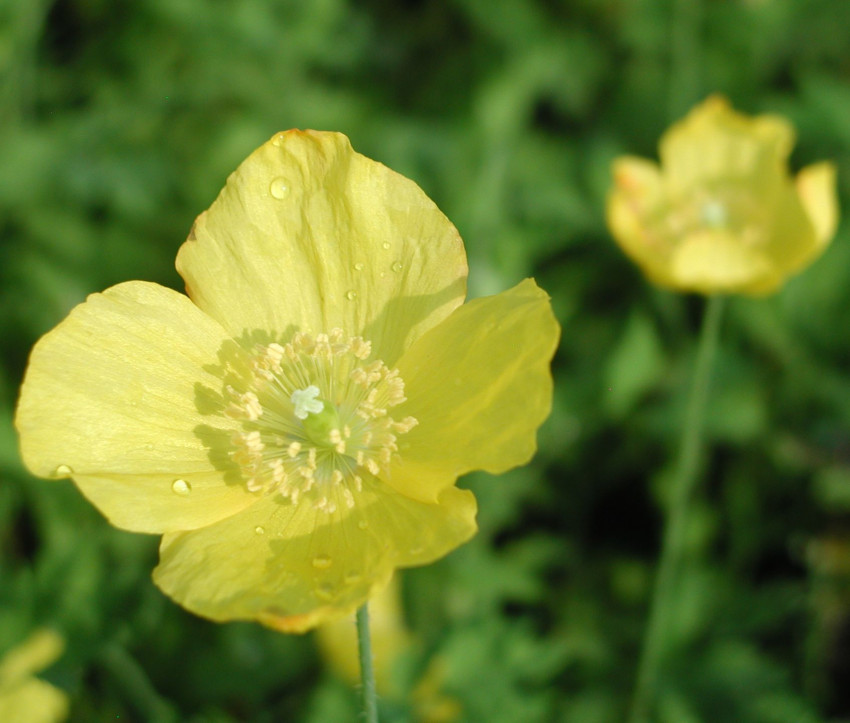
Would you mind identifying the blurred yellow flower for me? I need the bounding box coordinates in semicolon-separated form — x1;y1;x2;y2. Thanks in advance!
317;574;461;722
16;131;559;633
0;630;69;723
317;576;411;695
607;96;838;295
316;575;462;723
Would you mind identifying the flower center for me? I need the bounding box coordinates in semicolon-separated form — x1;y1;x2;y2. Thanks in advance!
700;199;727;228
223;329;417;514
652;185;766;249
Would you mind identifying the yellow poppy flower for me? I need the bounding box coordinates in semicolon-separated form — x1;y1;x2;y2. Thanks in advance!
607;96;838;295
0;630;69;723
16;130;559;632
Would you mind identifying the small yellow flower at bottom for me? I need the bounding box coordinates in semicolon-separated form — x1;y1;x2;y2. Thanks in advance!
607;95;839;295
316;575;461;722
0;630;68;723
15;130;559;633
317;576;412;696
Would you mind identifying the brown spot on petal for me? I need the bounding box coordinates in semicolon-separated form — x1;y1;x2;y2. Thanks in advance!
185;212;206;242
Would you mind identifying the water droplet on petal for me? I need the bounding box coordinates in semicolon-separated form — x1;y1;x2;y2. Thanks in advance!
344;570;361;584
53;464;73;477
271;133;286;147
353;262;364;271
357;520;368;530
269;178;289;199
312;554;332;569
316;581;335;600
345;290;357;301
391;261;403;273
382;241;391;250
379;272;386;279
171;479;191;496
254;526;265;535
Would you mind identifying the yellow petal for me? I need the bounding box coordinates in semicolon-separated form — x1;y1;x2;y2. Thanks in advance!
0;678;69;723
0;630;68;723
0;630;63;682
390;279;558;503
15;281;256;533
152;479;476;632
796;161;839;251
611;156;664;203
660;95;795;191
607;157;673;284
671;229;776;295
755;181;827;291
177;130;468;366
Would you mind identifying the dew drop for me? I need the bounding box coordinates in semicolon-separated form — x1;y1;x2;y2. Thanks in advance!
254;526;266;535
379;272;386;279
357;520;368;530
53;464;73;477
390;261;403;273
312;554;333;569
344;570;361;584
345;289;357;301
271;133;286;147
269;177;289;199
382;241;391;250
171;479;191;496
315;581;335;601
353;262;364;271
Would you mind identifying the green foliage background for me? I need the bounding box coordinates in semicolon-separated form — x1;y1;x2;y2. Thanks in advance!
3;0;850;720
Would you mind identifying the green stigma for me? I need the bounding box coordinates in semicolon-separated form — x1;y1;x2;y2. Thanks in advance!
292;386;341;447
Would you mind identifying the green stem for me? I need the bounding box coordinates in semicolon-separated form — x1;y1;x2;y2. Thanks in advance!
629;294;725;723
356;603;378;723
99;641;178;723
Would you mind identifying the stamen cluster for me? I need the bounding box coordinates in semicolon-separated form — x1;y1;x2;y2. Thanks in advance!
223;329;417;513
656;187;764;247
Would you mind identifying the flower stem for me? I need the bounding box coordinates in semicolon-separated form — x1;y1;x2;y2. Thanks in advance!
356;602;379;723
629;294;725;723
99;641;179;723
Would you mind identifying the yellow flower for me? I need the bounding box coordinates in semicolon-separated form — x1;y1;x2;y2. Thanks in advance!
607;96;838;295
15;131;559;632
316;575;411;695
317;575;461;722
0;630;69;723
